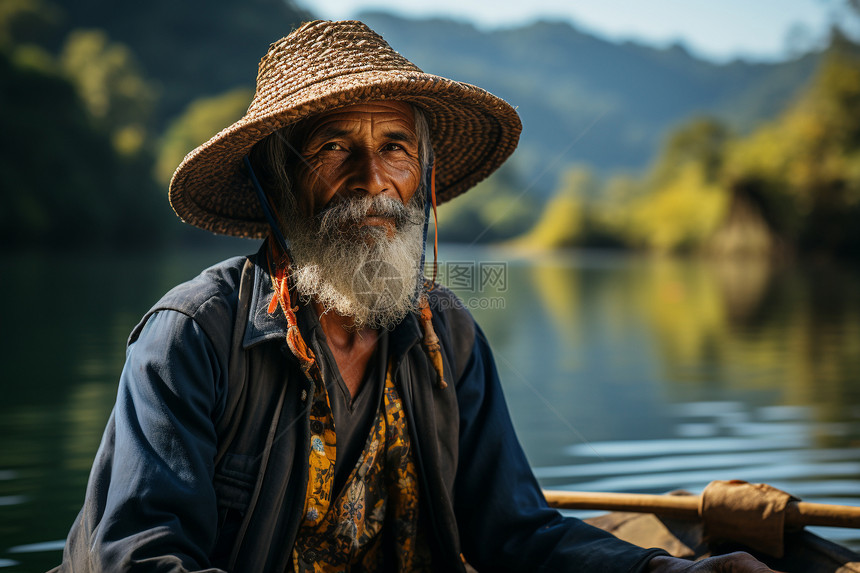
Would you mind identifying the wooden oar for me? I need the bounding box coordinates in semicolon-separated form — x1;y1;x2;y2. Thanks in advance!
543;490;860;529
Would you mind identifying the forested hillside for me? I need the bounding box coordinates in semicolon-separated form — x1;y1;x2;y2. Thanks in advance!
25;0;311;125
514;33;860;259
359;12;820;190
1;4;837;251
0;0;307;247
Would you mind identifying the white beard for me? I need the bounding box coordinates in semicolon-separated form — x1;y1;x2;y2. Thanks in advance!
283;193;426;330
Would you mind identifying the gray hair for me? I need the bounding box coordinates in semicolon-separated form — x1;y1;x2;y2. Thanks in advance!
248;104;432;218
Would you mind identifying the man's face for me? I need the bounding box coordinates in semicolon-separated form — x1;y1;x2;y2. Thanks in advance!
293;101;422;237
279;100;427;330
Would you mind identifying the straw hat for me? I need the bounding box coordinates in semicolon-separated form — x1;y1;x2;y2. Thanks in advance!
168;20;522;238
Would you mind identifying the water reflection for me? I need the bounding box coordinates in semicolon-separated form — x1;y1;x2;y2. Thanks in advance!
1;243;859;569
0;242;255;572
447;245;860;549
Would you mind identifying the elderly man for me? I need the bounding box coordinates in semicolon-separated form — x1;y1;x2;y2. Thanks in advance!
57;20;772;573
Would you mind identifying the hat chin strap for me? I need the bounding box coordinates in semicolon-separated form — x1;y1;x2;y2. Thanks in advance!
244;155;291;254
429;164;439;284
417;159;439;284
415;160;447;389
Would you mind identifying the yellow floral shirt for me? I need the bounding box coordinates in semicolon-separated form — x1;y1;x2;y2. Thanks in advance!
291;362;431;571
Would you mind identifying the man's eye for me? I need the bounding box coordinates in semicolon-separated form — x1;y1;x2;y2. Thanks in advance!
321;142;342;151
383;143;404;152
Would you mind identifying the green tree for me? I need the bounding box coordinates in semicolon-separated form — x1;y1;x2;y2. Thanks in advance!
0;40;166;247
0;51;114;244
156;88;253;185
514;166;596;249
727;34;860;255
651;117;730;187
435;163;537;243
627;163;729;252
59;29;157;156
0;0;61;50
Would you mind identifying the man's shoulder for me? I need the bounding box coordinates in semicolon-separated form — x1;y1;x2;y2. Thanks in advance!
424;282;477;377
154;255;250;319
129;254;254;348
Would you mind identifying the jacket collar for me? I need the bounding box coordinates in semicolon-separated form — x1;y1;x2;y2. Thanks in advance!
241;246;422;358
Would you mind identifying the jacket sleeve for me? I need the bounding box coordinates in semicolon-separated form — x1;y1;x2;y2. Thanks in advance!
61;310;228;572
453;324;666;573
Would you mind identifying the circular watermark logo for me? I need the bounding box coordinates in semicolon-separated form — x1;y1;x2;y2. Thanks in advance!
351;259;409;312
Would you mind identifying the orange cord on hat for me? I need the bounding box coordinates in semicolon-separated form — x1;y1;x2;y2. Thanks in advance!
418;164;447;389
266;244;317;376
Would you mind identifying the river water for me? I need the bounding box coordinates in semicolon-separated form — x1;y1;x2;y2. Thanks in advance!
2;243;859;571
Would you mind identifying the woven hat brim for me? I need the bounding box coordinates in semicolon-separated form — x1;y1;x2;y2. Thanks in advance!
169;69;522;238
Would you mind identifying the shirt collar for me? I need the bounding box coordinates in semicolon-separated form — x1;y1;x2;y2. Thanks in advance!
242;247;288;348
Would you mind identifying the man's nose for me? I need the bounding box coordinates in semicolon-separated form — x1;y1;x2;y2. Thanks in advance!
346;151;388;197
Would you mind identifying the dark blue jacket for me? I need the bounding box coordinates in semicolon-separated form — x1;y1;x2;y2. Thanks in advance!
58;249;664;572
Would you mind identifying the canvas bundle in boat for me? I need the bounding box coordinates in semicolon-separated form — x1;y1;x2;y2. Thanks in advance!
700;479;798;557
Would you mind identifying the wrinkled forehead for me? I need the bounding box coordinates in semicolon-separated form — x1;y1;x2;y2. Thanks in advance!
294;100;418;142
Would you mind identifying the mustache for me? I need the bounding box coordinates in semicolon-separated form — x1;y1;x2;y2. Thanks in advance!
316;193;424;232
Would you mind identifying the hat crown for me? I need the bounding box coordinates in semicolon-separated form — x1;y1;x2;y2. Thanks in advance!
169;19;521;239
249;20;422;115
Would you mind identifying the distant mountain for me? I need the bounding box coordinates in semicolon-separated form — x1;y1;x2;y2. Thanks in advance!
46;3;822;196
359;12;821;195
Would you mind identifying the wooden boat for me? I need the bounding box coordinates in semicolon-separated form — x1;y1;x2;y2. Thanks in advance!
544;481;860;573
583;510;860;572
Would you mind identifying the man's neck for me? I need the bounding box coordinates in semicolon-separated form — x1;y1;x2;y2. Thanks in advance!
313;301;380;398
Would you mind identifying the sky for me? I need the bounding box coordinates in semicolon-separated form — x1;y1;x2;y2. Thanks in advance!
295;0;847;63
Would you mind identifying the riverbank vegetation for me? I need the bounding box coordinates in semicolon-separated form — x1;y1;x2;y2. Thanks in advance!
0;0;306;249
0;2;164;247
513;34;860;259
